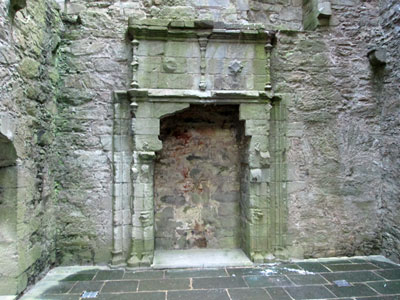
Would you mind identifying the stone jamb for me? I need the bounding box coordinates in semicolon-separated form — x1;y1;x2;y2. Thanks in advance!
112;90;285;266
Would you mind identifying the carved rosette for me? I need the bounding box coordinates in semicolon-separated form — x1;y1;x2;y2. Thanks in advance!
131;39;140;88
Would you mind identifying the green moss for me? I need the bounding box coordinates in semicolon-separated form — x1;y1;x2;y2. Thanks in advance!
19;57;40;79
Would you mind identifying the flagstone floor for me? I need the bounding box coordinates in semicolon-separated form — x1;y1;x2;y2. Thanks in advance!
18;256;400;300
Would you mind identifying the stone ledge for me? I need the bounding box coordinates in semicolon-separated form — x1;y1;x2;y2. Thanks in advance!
128;19;275;41
126;88;272;103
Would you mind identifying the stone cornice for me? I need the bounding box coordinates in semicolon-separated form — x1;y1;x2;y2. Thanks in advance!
127;18;275;43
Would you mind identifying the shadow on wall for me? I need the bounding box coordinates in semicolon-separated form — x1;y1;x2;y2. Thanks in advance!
8;0;26;21
0;132;20;295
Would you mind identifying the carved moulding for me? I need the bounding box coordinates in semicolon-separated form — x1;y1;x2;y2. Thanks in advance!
111;87;287;267
110;20;286;268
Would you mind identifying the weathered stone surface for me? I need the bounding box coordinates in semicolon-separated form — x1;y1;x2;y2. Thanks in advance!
154;105;244;250
0;0;62;296
1;0;400;296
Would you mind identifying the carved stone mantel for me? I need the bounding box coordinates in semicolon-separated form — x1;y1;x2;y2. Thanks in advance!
110;19;287;268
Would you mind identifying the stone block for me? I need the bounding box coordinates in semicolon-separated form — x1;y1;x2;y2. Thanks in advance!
248;151;271;168
158;73;194;89
161;57;188;74
139;56;162;73
113;119;131;135
0;114;15;141
250;168;270;183
240;104;271;120
287;181;306;194
18;57;40;79
250;195;270;209
133;183;153;199
113;135;131;152
287;122;304;137
317;1;332;17
249;134;269;152
218;203;240;216
227;45;255;60
206;43;227;60
138;71;158;88
160;195;186;206
136;103;153;118
212;190;240;203
248;182;270;197
0;276;20;296
207;59;224;75
137;41;165;57
164;41;199;58
114;183;131;198
219;237;240;248
253;59;267;75
254;75;268;90
135;118;160;135
135;134;162;151
152;103;189;118
245;119;269;136
66;2;85;14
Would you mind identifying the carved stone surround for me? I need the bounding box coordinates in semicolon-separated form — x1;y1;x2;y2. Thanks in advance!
111;20;286;268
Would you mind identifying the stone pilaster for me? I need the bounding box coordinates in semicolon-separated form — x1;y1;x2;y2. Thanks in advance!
131;39;140;88
240;102;274;263
111;92;132;267
198;33;210;91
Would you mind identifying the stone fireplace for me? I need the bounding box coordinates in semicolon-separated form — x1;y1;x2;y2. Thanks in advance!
111;19;287;268
154;105;245;250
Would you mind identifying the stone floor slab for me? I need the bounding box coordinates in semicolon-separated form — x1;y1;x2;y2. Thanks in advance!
41;282;75;295
367;280;400;294
192;277;247;289
326;264;379;272
369;260;400;269
69;281;104;293
167;289;230;300
94;270;124;280
139;279;191;291
244;275;294;287
227;267;266;276
326;283;378;297
124;270;164;280
376;269;400;280
35;295;77;300
322;271;384;283
287;274;329;285
97;292;165;300
60;270;98;281
101;280;138;293
153;249;252;268
165;268;227;278
18;256;400;300
228;288;272;300
265;287;292;300
356;296;400;300
296;262;331;273
285;285;336;299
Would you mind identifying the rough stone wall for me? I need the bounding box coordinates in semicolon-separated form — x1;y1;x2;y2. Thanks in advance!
0;0;62;294
51;0;400;265
54;1;130;265
154;105;244;250
378;0;400;263
274;0;392;258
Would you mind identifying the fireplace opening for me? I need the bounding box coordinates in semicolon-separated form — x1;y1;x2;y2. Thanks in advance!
154;105;248;250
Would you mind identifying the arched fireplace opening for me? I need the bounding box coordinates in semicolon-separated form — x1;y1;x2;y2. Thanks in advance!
154;105;248;251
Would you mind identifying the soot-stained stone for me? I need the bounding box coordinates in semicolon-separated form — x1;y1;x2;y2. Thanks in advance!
160;195;186;206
